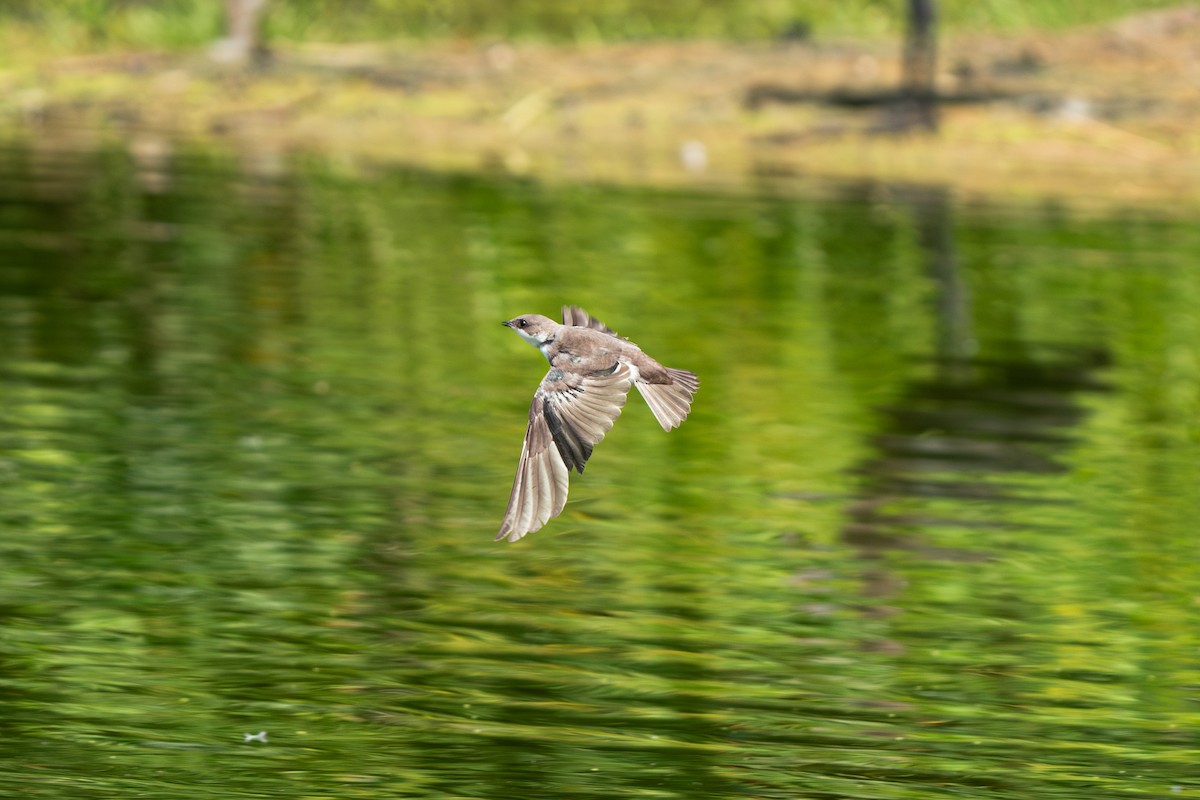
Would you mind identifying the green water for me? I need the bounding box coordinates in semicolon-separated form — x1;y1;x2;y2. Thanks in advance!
0;145;1197;798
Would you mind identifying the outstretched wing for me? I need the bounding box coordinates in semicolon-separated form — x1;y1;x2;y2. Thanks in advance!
497;362;633;542
562;305;620;338
496;393;571;543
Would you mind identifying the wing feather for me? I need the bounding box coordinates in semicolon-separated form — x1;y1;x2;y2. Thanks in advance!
561;305;620;338
497;363;633;541
497;395;571;542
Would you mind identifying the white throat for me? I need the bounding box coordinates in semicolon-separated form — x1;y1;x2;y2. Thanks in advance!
516;328;551;346
515;328;555;361
515;329;541;344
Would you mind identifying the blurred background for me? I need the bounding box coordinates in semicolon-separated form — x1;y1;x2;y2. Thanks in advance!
2;3;1199;800
2;0;1199;196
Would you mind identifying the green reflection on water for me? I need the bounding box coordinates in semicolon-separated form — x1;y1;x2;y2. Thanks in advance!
0;145;1197;798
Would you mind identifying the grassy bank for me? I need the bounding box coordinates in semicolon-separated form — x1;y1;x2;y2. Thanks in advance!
3;4;1200;208
0;0;1189;59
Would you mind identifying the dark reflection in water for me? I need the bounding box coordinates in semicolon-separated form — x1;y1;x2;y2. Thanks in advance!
848;352;1109;541
846;184;1112;559
1;143;1199;799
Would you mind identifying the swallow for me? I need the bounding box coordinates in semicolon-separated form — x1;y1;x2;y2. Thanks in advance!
497;305;698;541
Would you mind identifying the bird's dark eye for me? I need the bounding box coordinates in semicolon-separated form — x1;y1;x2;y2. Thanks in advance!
517;319;528;328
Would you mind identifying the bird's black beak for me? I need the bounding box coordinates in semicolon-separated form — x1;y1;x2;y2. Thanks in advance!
501;320;513;328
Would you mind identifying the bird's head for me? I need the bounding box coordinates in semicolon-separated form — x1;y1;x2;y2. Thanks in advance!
501;314;558;347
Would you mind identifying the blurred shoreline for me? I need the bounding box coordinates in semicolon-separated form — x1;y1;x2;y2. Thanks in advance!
5;6;1200;208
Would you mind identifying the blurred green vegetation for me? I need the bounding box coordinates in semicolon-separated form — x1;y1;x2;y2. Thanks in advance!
0;0;1188;55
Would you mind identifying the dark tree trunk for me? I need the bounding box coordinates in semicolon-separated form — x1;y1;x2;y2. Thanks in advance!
211;0;269;65
901;0;939;131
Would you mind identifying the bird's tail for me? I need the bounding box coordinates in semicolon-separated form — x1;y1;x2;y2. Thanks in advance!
635;368;699;431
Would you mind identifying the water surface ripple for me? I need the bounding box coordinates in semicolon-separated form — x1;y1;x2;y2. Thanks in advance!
0;146;1197;799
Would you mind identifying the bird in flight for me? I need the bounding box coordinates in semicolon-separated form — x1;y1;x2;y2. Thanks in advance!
497;305;699;542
